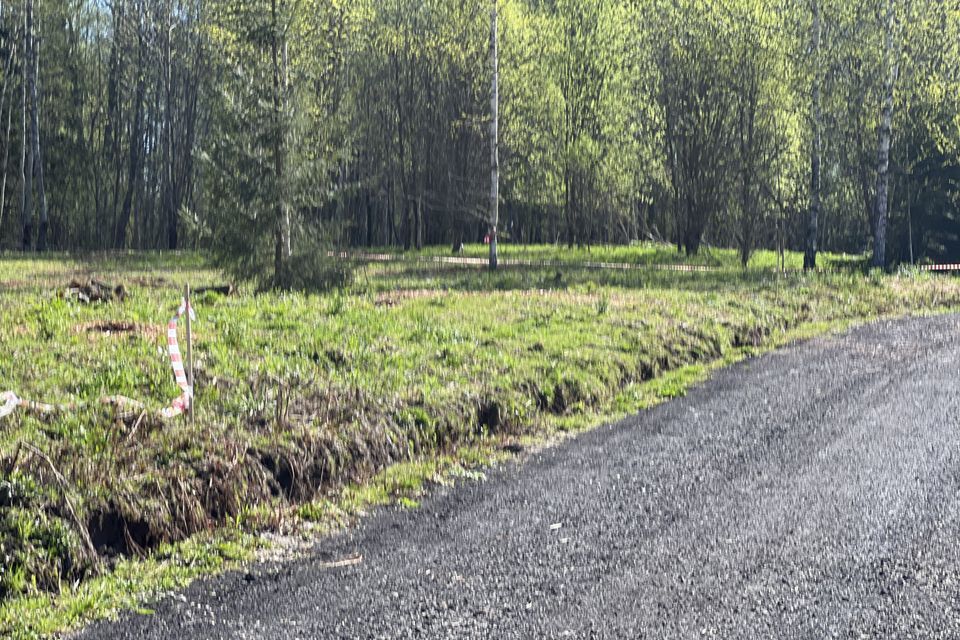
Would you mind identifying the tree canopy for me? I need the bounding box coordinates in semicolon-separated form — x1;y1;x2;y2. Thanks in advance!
0;0;958;279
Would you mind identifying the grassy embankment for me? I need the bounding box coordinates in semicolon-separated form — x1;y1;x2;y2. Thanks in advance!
1;245;958;637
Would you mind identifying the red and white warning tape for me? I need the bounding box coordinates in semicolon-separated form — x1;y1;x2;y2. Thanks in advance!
161;298;195;419
0;391;18;419
918;264;960;272
0;298;196;422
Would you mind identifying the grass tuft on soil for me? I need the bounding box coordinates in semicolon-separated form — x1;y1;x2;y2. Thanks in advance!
1;245;959;637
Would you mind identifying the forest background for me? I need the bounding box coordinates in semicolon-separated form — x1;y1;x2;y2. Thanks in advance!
0;0;958;284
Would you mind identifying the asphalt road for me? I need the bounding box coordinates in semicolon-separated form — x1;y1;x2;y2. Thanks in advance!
79;315;960;639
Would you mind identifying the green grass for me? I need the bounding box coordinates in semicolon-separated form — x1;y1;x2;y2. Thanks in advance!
1;243;960;637
0;529;256;640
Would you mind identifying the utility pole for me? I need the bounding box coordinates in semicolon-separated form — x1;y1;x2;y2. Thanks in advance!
489;0;499;270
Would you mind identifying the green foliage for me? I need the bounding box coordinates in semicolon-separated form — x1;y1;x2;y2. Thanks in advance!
2;0;960;266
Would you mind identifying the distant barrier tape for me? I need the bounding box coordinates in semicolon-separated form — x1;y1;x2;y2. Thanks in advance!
328;251;724;273
0;298;195;422
331;251;960;276
917;264;960;272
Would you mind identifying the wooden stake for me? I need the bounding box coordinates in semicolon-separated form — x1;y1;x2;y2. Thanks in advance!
185;284;195;423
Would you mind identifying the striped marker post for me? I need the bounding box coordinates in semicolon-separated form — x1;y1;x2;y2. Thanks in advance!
1;295;196;423
185;285;195;424
161;297;196;420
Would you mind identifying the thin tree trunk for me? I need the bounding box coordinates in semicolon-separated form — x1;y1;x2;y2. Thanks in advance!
0;40;15;236
20;0;32;251
0;95;12;236
0;4;15;236
162;0;177;250
391;50;411;251
907;175;913;265
905;139;914;265
365;191;373;247
873;0;899;270
489;1;499;269
29;5;48;252
415;196;423;250
804;0;821;271
105;2;125;250
115;61;144;249
777;176;785;272
856;128;874;235
271;0;291;284
738;71;757;268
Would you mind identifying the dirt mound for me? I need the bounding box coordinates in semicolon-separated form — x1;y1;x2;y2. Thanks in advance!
64;279;128;304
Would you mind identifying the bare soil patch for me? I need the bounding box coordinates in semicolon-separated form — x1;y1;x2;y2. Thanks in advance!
74;321;162;342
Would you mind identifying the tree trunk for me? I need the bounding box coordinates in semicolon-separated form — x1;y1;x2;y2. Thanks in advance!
856;128;874;236
0;93;11;237
804;0;821;271
391;52;411;251
907;174;913;265
0;3;15;238
162;0;177;250
873;0;899;270
115;64;144;249
738;72;757;268
271;0;291;284
365;191;374;247
684;224;702;257
0;51;14;237
28;0;48;252
415;196;423;250
104;2;124;250
20;0;32;251
489;1;499;270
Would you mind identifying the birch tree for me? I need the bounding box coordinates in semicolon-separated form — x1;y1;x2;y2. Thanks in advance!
489;0;499;269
